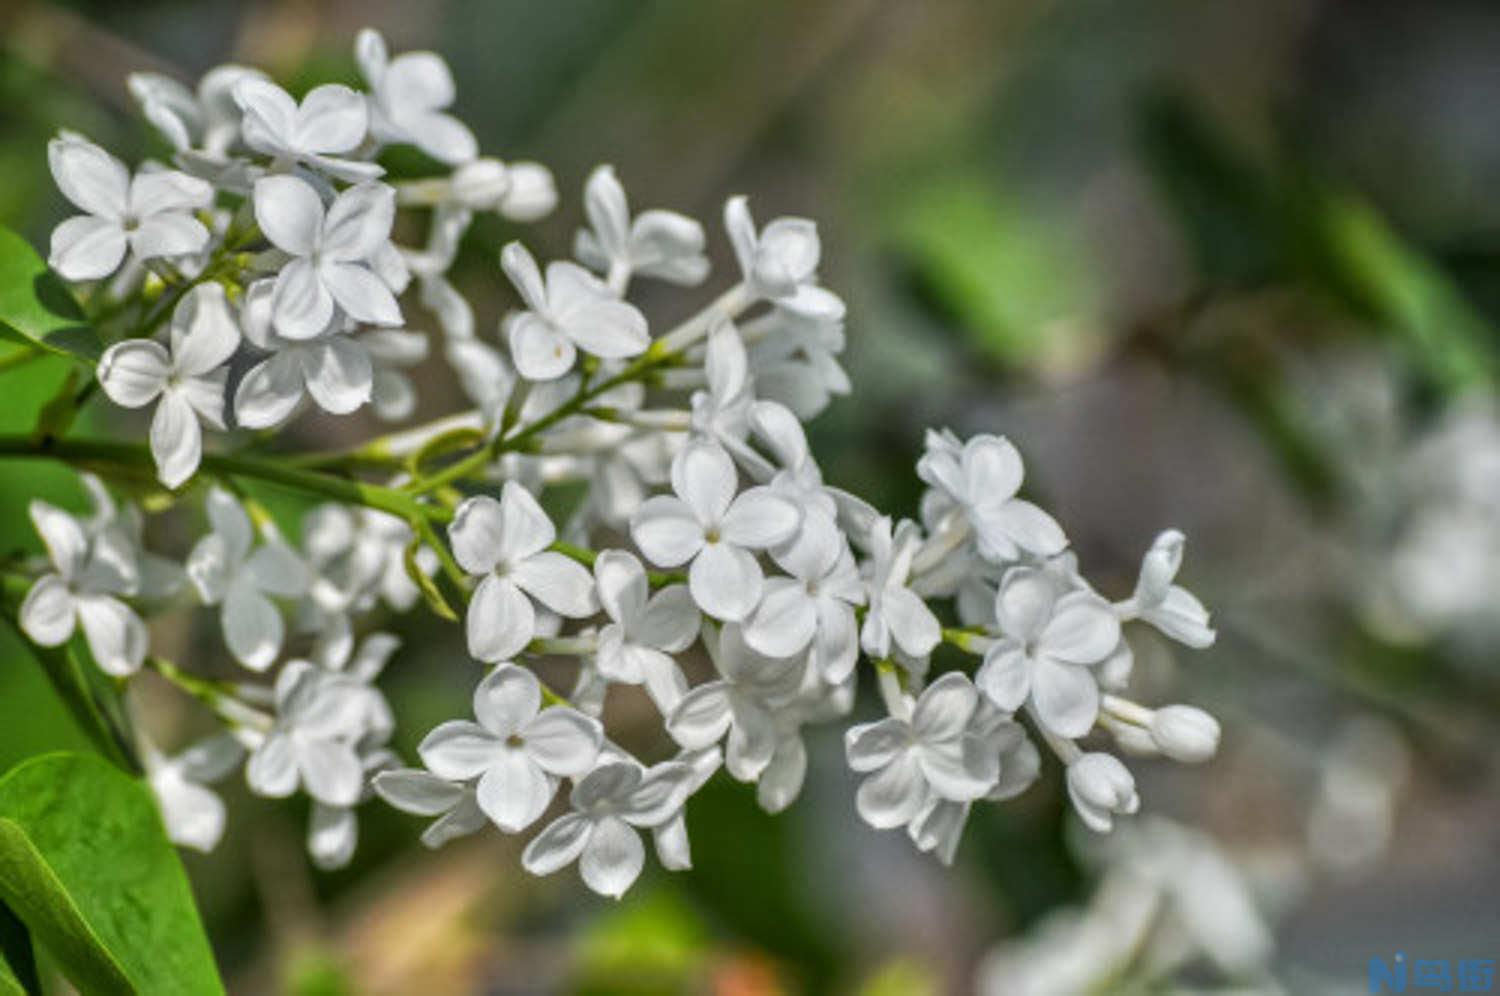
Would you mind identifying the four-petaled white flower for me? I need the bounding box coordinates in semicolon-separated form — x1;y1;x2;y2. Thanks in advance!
746;516;864;682
253;175;402;339
860;516;942;661
724;195;844;320
593;551;699;713
501;241;650;381
356;29;477;165
187;487;309;671
418;663;603;832
145;733;244;853
233;279;378;427
20;500;147;676
96;283;240;488
917;431;1067;563
245;660;371;806
976;567;1121;738
631;439;801;621
521;760;692;898
574;165;708;286
234;78;381;182
47;134;213;280
845;672;999;830
129;65;267;157
1131;530;1216;648
449;482;599;662
665;623;805;782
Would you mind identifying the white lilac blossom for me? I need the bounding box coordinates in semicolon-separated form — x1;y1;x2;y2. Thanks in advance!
500;241;649;381
16;31;1224;891
631;439;800;621
96;283;239;487
187;488;307;670
19;500;147;675
47;134;213;280
449;483;598;662
417;663;602;832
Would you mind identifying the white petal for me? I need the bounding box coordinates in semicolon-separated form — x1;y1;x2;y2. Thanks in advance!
994;568;1056;639
129;170;211;216
153;771;226;853
630;496;703;568
855;753;925;830
720;487;800;549
246;734;298;797
845;717;908;773
637;585;700;652
500;241;547;311
407;112;477;165
373;769;465;816
511;551;597;617
975;642;1031;713
465;574;534;663
49;136;128;218
222;585;283;671
917;736;997;802
418;720;500;780
524;707;603;777
582;165;629;262
234;353;304;429
298;739;363;807
301;336;373;414
963;435;1023;502
1031;656;1100;739
308;803;357;870
472;663;540;738
881;585;941;658
689;542;762;622
19;575;76;646
724;698;777;781
653;815;691;871
322;263;401;327
245;541;309;598
49;215;126;280
97;340;169;408
744;579;815;658
672;440;736;525
253;174;323;256
666;682;732;750
757;735;807;814
911;672;979;743
579;815;643;898
497;481;558;562
170;283;241;376
271;258;335;340
129;212;210;261
508;312;575;381
986;499;1067;558
293;84;368;155
150;391;202;489
449;494;505;574
1041;592;1121;665
704;321;749;403
75;594;146;676
475;751;552;832
522;813;592;876
235;78;299;155
594;549;648;626
30;501;88;578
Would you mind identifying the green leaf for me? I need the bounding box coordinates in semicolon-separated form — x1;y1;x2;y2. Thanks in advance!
0;753;224;995
0;225;99;362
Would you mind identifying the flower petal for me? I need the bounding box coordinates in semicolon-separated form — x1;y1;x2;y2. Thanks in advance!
298;739;363;807
689;542;762;622
466;574;534;663
672;440;736;525
593;549;648;626
271;258;335;340
911;672;978;743
1031;656;1100;739
98;340;170;409
744;578;816;658
301;336;373;414
75;594;146;676
720;487;800;549
524;707;603;777
222;585;283;671
472;663;540;738
511;551;597;617
321;181;395;261
522;812;593;876
665;682;732;750
234;353;305;429
19;575;76;646
293;84;368;155
975;642;1031;713
129;212;210;261
253;174;323;256
373;769;465;816
1041;592;1121;665
49;215;126;280
150;390;202;489
246;733;298;797
418;720;500;779
579;815;643;898
845;717;909;773
475;750;552;832
322;262;402;326
630;496;703;568
855;753;925;830
508;312;575;381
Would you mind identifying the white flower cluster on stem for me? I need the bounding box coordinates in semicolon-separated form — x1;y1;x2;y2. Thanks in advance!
9;27;1220;896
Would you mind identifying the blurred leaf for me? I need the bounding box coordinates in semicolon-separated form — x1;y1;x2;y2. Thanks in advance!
859;958;940;996
572;888;708;995
0;225;98;362
0;753;224;995
888;172;1101;374
285;947;353;996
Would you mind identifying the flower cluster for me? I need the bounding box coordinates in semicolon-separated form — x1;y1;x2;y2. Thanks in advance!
16;28;1220;897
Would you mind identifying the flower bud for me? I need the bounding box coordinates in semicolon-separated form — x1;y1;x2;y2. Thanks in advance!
1066;753;1139;833
1134;529;1185;607
498;161;557;222
1150;705;1220;763
450;158;510;211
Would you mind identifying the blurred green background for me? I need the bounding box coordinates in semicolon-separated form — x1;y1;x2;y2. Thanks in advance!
3;0;1500;992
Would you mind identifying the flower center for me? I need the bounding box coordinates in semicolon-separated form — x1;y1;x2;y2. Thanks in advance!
704;526;721;544
505;734;525;749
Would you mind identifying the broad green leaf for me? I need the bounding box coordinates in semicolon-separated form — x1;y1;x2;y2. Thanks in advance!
0;753;224;995
0;225;99;362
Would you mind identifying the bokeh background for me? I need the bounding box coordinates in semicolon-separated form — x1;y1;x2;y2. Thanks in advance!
2;0;1499;992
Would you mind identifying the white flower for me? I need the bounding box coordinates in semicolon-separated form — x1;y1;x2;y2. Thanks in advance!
593;551;699;713
308;746;396;870
145;733;245;853
845;673;999;830
47;134;212;280
187;487;308;670
77;474;184;601
652;747;721;869
574;165;708;286
746;308;850;419
372;768;489;848
19;500;147;676
724;195;844;320
253;175;402;339
234;78;380;181
418;664;602;832
1149;705;1220;763
1066;752;1139;833
449;483;598;662
976;567;1120;738
96;283;240;488
500;242;649;381
745;515;864;682
631;439;800;621
521;760;693;898
1131;530;1215;648
665;624;804;781
917;432;1067;563
233;279;377;427
860;517;941;661
129;65;266;156
355;29;477;165
361;328;429;421
246;661;372;807
689;321;755;445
